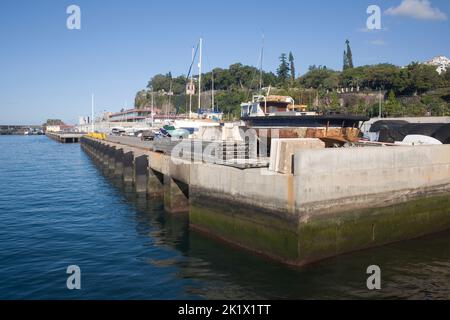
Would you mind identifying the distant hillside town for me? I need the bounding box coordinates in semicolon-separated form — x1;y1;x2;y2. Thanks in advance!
425;55;450;75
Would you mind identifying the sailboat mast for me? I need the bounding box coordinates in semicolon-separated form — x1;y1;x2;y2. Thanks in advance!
189;46;194;119
211;69;215;112
151;88;154;127
198;38;203;114
259;34;265;92
168;79;173;116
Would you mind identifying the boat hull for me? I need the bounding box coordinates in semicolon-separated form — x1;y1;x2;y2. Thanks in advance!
242;115;369;148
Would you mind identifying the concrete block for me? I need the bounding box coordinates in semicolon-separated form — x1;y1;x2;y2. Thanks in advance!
134;155;148;193
107;146;116;172
148;169;164;199
114;148;124;177
164;175;189;214
293;145;450;212
123;151;134;183
269;138;325;174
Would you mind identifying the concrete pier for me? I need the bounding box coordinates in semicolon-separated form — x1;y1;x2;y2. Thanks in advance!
46;132;84;143
80;136;450;266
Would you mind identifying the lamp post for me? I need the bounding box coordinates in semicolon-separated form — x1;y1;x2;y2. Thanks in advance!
91;94;95;133
378;88;382;119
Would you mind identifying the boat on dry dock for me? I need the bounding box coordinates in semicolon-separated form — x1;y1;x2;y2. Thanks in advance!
241;95;369;147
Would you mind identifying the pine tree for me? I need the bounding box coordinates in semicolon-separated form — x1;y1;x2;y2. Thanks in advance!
343;50;349;70
385;90;402;116
289;52;296;84
346;39;354;69
277;53;290;85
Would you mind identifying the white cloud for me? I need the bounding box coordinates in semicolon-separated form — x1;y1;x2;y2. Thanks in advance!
385;0;447;21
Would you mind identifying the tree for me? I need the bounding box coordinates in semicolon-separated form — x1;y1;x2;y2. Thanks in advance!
289;52;296;84
384;90;402;117
346;40;354;69
421;94;449;116
343;51;349;71
343;39;354;70
444;70;450;86
277;53;290;86
300;66;339;90
135;90;150;109
399;63;441;95
329;91;340;111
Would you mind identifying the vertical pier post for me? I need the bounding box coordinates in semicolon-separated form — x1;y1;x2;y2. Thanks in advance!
107;146;116;173
123;151;134;183
164;175;189;214
134;155;148;193
148;168;164;199
101;144;109;167
114;148;124;178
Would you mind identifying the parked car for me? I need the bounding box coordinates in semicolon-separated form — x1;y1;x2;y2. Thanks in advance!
160;125;190;140
111;128;126;136
140;130;156;141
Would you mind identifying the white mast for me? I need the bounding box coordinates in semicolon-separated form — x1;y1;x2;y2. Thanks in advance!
198;38;203;113
91;94;94;133
259;33;265;92
211;69;215;112
189;46;194;119
151;87;154;127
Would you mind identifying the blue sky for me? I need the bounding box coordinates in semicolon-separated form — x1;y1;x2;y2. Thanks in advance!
0;0;449;124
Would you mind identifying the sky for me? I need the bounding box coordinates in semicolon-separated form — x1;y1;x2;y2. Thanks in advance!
0;0;449;124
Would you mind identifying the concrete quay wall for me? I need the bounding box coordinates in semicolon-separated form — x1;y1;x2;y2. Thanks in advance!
294;145;450;215
80;136;450;266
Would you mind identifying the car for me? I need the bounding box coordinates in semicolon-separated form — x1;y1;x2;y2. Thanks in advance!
111;128;126;136
140;130;156;141
161;125;190;140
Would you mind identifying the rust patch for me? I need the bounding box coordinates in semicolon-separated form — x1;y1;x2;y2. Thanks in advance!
287;175;295;215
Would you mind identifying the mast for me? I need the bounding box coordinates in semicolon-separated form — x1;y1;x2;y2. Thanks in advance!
259;33;265;92
198;38;203;114
168;78;173;116
151;87;154;127
189;46;194;119
211;69;215;112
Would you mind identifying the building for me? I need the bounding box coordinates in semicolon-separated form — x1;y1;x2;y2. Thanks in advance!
108;109;153;122
78;116;90;125
424;55;450;75
45;125;75;133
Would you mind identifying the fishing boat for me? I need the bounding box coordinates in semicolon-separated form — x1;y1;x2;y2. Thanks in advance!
241;95;369;146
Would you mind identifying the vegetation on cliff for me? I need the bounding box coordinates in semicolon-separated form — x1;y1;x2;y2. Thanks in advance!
134;41;450;119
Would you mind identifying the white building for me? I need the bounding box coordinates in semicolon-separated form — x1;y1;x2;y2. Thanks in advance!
424;55;450;75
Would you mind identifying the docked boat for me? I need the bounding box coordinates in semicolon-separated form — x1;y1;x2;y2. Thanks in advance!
241;95;369;146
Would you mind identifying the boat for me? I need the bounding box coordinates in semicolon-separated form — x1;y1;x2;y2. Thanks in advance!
241;95;369;146
170;38;223;135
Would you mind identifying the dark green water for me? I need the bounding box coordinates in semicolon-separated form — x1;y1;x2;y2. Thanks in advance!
0;135;449;299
